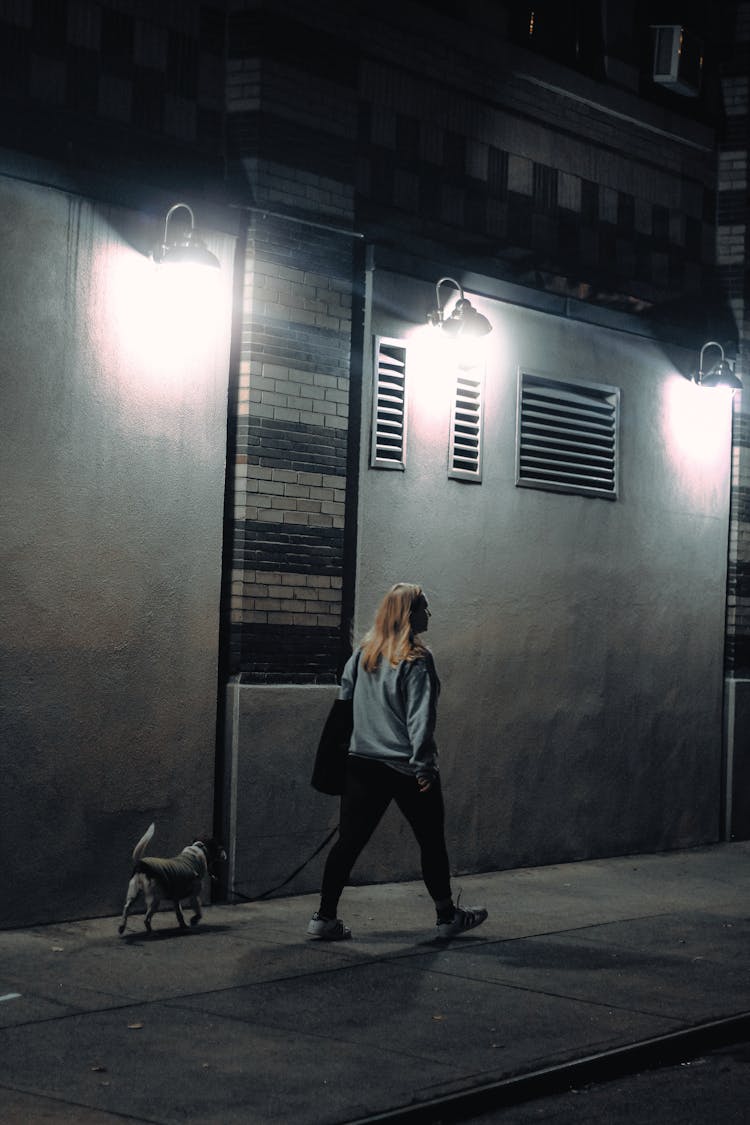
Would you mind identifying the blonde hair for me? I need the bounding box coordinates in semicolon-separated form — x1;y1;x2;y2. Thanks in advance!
359;583;428;672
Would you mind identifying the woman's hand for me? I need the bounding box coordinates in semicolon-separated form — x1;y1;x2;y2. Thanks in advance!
417;775;432;793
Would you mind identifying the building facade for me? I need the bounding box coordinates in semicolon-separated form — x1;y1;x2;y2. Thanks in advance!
222;0;750;900
1;0;748;924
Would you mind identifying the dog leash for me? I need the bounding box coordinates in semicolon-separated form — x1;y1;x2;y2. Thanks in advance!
228;825;338;903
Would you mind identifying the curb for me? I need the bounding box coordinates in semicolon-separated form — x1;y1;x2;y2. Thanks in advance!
345;1012;750;1124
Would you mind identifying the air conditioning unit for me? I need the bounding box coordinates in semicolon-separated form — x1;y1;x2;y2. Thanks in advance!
651;25;703;97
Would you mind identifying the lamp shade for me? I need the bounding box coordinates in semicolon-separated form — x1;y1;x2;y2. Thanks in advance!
697;341;742;391
428;278;492;338
159;231;220;269
699;359;742;391
442;298;492;338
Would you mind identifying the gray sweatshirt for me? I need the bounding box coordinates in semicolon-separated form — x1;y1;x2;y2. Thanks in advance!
339;648;440;779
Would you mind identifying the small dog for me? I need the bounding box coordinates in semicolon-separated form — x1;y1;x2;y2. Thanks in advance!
118;822;226;935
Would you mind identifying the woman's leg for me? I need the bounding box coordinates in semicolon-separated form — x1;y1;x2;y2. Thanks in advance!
394;775;489;936
392;774;452;906
318;758;392;919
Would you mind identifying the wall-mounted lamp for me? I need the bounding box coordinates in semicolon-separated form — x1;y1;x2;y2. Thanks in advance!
696;340;742;391
427;277;492;338
153;203;220;269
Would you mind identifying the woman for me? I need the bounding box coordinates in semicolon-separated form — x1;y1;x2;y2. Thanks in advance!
307;582;488;941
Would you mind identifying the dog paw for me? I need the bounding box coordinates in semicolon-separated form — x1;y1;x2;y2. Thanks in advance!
117;924;125;935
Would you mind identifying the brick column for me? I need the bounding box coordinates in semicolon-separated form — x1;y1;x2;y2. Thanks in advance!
224;0;360;683
228;213;356;682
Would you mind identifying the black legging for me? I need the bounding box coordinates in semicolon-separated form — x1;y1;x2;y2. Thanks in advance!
320;755;452;919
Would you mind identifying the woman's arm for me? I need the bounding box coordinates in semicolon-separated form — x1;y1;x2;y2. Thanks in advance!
338;650;360;700
402;655;439;782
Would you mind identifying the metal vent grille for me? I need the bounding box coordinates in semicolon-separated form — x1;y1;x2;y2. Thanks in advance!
449;370;484;482
371;337;407;469
517;373;619;499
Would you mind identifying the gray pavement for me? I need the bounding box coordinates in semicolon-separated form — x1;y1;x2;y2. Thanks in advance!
0;842;749;1124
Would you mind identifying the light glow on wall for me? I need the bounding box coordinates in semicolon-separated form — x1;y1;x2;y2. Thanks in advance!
104;244;223;396
407;315;496;375
663;370;733;468
404;323;478;434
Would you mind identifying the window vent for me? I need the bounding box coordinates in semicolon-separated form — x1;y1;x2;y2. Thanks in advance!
449;370;484;482
517;372;619;500
371;337;407;470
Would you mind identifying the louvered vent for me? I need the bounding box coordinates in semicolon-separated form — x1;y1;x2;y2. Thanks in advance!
371;337;407;469
449;370;484;482
517;373;619;499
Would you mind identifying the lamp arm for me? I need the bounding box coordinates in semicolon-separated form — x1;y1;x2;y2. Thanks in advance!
163;202;196;246
435;276;464;315
699;340;724;378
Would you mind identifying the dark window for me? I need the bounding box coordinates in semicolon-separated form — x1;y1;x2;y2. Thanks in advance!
32;0;67;54
581;180;599;223
396;114;420;156
533;163;557;209
101;8;135;72
167;31;198;98
617;193;635;231
196;106;223;146
357;103;372;143
199;5;226;55
65;47;99;113
132;68;165;131
444;132;466;175
508;1;604;78
487;147;508;196
370;151;394;203
652;205;669;240
558;212;579;253
465;186;487;233
419;173;442;219
0;22;30;96
685;216;702;256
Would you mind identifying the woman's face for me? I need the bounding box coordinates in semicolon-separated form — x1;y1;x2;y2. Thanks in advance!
410;595;430;635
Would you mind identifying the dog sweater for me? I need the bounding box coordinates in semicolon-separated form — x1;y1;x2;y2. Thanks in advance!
136;845;207;901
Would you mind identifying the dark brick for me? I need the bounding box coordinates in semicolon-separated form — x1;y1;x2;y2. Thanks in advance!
236;518;345;576
233;622;346;680
228;110;355;183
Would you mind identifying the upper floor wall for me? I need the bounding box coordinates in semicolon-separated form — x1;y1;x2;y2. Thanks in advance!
227;0;725;321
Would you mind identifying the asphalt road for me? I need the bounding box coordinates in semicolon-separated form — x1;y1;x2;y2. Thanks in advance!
463;1040;750;1124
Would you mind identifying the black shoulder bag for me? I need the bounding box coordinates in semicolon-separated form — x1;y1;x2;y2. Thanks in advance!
311;652;360;795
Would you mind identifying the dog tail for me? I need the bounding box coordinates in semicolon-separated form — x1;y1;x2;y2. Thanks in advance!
132;822;156;862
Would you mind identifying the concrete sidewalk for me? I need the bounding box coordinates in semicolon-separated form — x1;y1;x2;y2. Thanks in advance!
1;842;749;1124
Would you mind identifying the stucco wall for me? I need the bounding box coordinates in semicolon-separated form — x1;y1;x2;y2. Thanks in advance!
228;265;732;901
355;270;731;875
223;684;341;902
0;177;234;926
225;681;440;901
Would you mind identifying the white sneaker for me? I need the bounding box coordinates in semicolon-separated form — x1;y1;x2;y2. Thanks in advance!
306;912;352;941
